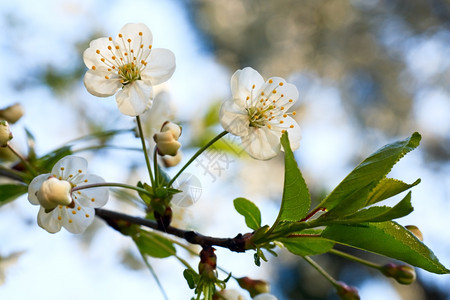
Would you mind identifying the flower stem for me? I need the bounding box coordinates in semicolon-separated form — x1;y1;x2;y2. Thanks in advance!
329;249;381;269
72;182;152;197
153;146;159;186
303;256;340;288
167;131;228;187
136;115;155;186
7;144;37;176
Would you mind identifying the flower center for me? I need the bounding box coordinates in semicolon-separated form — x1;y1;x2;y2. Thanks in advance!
247;106;273;128
119;63;141;85
92;32;152;86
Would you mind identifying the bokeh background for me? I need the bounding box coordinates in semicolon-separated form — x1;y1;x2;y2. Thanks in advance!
0;0;449;299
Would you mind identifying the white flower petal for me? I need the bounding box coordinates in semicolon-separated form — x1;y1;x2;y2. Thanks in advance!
283;117;301;151
83;37;113;69
220;99;250;136
37;206;62;234
116;81;153;116
28;174;49;205
141;48;176;85
73;174;109;208
117;23;153;59
62;205;95;234
231;67;265;107
140;91;175;140
52;156;88;180
242;127;281;160
84;69;122;97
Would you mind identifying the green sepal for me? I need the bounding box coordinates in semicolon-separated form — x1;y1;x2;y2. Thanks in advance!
233;197;262;231
322;221;449;274
183;269;200;289
137;181;152;205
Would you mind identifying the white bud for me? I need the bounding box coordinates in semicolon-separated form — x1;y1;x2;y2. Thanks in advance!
0;120;13;147
36;177;72;210
0;103;24;124
162;150;182;167
160;121;182;139
154;121;182;156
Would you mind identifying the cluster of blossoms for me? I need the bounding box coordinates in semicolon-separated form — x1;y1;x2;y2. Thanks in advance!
26;21;301;241
22;22;301;300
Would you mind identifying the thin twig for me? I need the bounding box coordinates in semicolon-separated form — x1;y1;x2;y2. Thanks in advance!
95;208;247;253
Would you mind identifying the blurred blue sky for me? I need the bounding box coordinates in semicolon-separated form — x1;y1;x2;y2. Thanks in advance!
1;0;449;299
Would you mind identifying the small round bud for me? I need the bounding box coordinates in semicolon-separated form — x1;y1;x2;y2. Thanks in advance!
153;121;182;156
36;177;73;210
0;120;13;147
405;225;423;241
380;263;416;285
160;121;182;139
336;282;360;300
237;276;270;297
0;103;24;124
153;131;181;156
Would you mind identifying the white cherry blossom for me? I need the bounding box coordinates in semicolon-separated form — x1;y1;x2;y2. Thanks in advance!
220;67;301;160
28;156;109;234
83;23;176;116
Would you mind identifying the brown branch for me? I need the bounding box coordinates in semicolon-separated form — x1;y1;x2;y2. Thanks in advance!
95;208;248;253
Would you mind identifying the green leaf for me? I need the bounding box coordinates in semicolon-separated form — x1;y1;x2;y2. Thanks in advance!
322;221;449;274
280;229;334;256
318;132;421;214
135;230;176;258
233;197;261;230
338;192;413;223
367;178;420;206
0;184;28;206
276;132;310;223
183;269;199;289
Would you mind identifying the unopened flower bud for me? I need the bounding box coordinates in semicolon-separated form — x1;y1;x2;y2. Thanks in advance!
237;276;270;297
380;263;416;285
36;177;73;210
153;121;182;156
162;150;183;167
0;120;13;147
198;247;217;281
160;121;182;139
0;103;24;124
336;282;360;300
405;225;423;241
